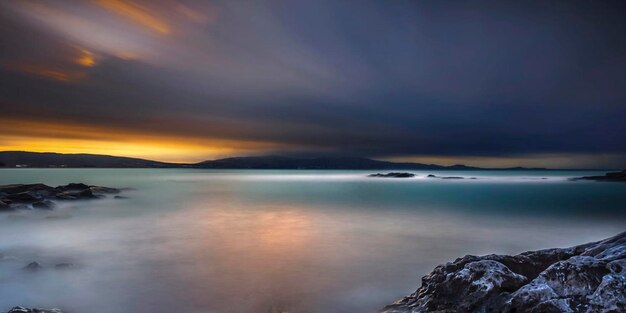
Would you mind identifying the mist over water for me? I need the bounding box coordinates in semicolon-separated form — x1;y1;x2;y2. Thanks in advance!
0;169;625;313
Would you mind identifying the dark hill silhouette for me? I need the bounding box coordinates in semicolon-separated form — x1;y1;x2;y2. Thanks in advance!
0;151;174;168
193;155;475;170
0;151;551;170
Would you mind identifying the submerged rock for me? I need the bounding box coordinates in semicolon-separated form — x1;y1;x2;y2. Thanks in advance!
381;231;626;313
369;172;415;178
6;307;65;313
32;200;55;210
426;174;464;179
23;261;43;271
54;263;79;270
573;170;626;182
0;200;11;211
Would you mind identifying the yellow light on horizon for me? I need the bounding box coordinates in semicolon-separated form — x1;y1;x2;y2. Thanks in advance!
0;136;237;163
0;118;286;163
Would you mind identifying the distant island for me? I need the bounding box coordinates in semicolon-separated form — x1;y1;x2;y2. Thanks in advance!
0;151;551;170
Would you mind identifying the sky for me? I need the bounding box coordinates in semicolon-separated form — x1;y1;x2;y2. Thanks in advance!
0;0;625;168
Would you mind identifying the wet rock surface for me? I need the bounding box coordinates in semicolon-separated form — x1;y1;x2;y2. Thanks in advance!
382;231;626;313
0;183;121;211
369;172;416;178
574;170;626;182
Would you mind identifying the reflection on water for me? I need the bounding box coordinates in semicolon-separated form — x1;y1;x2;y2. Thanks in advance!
0;169;625;313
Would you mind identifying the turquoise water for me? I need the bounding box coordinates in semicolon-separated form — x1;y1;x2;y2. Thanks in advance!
0;169;625;313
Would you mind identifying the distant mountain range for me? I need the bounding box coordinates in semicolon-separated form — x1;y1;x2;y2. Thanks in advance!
0;151;172;168
0;151;547;170
193;155;480;170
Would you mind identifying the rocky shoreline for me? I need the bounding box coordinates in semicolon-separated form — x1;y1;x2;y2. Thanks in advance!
573;170;626;182
0;183;122;211
382;231;626;313
1;183;124;313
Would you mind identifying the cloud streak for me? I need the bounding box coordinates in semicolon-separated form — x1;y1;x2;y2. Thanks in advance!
0;0;625;167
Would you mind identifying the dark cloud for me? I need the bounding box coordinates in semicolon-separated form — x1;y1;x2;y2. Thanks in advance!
0;0;625;166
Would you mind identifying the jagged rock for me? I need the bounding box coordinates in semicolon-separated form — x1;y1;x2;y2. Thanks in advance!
6;306;65;313
381;232;626;313
587;260;626;312
369;172;415;178
573;170;626;182
114;195;128;199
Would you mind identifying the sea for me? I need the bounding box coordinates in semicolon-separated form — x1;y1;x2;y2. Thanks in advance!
0;169;625;313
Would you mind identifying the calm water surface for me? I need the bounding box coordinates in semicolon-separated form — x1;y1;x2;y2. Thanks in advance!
0;169;625;313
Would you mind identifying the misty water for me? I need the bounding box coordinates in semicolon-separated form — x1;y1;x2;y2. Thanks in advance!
1;169;625;313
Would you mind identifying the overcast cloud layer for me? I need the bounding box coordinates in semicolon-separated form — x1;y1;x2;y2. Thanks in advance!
0;0;625;167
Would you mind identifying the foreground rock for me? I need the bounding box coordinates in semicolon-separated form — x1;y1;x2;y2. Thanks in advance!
573;170;626;182
382;231;626;313
369;172;415;178
6;307;65;313
0;183;120;211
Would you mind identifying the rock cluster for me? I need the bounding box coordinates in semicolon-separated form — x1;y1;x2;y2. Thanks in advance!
382;232;626;313
0;183;120;211
21;261;77;271
574;170;626;182
369;172;416;178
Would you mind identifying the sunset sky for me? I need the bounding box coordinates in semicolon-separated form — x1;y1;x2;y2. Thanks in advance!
1;0;625;168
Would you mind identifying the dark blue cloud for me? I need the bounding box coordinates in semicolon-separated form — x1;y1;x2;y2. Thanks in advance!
0;0;625;166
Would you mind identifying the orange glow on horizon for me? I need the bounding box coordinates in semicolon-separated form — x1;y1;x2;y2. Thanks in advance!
0;118;284;163
0;137;235;163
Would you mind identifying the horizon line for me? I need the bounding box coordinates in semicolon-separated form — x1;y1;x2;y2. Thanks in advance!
0;150;620;171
